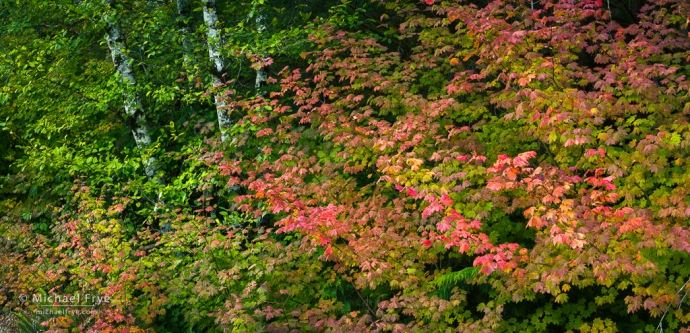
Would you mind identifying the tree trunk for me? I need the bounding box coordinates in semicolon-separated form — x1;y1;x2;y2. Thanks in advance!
103;0;160;182
202;0;232;142
176;0;194;70
255;11;267;98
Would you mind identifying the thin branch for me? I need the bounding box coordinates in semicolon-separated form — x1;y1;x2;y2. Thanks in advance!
657;276;690;332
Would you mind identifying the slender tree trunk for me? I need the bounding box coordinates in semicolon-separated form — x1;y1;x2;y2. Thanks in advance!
255;11;267;98
103;0;160;182
176;0;194;71
202;0;232;142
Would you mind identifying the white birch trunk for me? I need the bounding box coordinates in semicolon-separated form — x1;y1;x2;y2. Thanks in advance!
255;11;267;98
202;0;232;142
104;0;160;181
176;0;193;70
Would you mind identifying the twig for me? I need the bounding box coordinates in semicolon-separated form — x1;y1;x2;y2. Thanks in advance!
657;276;690;332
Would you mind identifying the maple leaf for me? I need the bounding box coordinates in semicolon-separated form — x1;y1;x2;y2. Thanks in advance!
440;193;453;207
570;238;586;249
524;207;536;217
318;235;331;246
552;234;570;246
486;182;503;191
643;298;657;310
585;149;597;157
425;0;434;4
527;216;544;228
505;167;519;181
422;201;444;217
436;221;451;232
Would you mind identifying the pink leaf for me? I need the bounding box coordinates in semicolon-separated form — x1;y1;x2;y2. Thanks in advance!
436;221;452;232
643;298;657;310
422;201;443;217
552;234;570;245
486;182;502;191
440;193;453;207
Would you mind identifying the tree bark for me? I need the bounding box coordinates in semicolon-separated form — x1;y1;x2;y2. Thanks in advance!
103;0;161;182
176;0;194;70
202;0;232;142
255;11;267;98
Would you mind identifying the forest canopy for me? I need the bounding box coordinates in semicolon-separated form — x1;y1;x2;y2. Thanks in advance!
1;0;690;332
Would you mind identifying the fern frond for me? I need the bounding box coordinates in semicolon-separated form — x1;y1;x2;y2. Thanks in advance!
430;266;480;287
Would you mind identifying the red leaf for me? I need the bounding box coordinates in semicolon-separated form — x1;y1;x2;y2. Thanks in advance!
425;0;434;4
422;201;443;217
527;216;544;228
552;234;570;245
324;244;333;255
505;167;519;181
440;193;453;207
524;207;535;217
436;221;451;232
318;235;331;246
570;238;585;249
643;298;657;310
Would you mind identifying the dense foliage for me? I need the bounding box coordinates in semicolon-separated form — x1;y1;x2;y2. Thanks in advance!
2;0;690;332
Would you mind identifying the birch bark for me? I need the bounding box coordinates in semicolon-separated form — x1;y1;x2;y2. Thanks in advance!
255;11;267;98
202;0;232;142
176;0;194;70
103;0;160;181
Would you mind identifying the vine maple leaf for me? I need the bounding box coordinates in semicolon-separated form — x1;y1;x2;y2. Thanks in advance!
440;194;453;207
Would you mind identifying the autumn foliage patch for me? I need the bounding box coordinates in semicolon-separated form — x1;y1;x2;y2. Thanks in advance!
2;0;690;331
